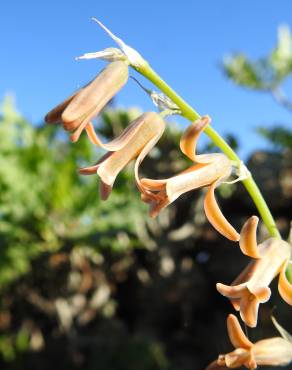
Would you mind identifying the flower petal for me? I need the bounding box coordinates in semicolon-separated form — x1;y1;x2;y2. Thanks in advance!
134;124;167;217
216;282;271;328
45;91;79;124
62;61;128;133
239;286;271;327
97;113;164;186
220;261;258;312
80;112;165;199
134;122;166;194
227;314;253;349
247;238;291;290
84;122;102;145
216;282;247;301
218;239;290;327
84;120;144;149
254;338;292;366
180;115;211;161
100;181;113;200
239;296;259;328
205;360;229;370
225;348;253;368
204;180;240;241
248;286;271;303
140;178;167;191
278;260;292;305
239;216;262;258
79;152;112;175
140;156;230;218
69;110;98;142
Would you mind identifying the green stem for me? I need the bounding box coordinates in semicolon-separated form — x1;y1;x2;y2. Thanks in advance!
135;63;281;239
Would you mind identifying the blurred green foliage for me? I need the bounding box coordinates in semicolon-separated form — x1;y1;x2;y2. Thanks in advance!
0;97;147;289
0;96;189;368
257;125;292;150
223;25;292;151
223;25;292;90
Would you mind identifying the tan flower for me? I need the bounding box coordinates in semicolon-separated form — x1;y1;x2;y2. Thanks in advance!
217;216;292;327
138;116;240;241
79;112;165;200
45;61;129;142
206;314;292;369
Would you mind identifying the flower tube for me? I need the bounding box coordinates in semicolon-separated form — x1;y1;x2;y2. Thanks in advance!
79;112;165;200
206;314;292;369
45;61;129;142
139;116;240;241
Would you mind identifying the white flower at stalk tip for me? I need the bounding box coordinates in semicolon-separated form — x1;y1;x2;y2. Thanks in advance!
76;47;127;62
76;17;148;69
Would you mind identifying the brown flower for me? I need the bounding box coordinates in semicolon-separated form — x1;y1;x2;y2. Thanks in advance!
217;216;292;327
79;112;165;200
45;61;129;142
206;314;292;369
138;116;240;241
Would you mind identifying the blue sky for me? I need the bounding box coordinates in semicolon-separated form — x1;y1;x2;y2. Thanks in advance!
1;0;292;157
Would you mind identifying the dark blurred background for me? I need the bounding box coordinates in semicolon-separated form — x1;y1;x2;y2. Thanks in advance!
1;10;292;370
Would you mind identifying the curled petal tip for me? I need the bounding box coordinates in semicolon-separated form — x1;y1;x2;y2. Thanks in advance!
45;93;78;124
249;286;271;303
248;215;259;225
78;164;99;175
216;283;243;303
217;283;266;328
204;181;240;242
278;261;292;305
100;181;112;200
227;314;253;349
205;360;228;370
70;131;79;143
239;292;260;328
240;216;261;258
180;115;211;162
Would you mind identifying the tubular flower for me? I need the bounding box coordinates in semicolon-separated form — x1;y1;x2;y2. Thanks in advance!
206;314;292;369
45;61;129;142
217;216;292;327
138;116;240;241
79;112;165;200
